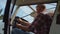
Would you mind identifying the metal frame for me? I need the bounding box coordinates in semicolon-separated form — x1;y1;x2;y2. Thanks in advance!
3;0;16;34
49;1;60;34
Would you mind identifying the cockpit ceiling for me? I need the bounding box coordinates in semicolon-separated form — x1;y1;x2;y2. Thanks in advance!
12;0;57;6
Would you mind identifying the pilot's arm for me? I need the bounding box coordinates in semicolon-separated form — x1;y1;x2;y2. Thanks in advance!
17;18;31;26
16;23;30;31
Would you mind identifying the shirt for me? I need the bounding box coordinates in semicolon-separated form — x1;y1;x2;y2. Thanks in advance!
29;13;52;34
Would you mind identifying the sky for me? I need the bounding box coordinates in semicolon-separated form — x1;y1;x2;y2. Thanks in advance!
0;0;57;23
